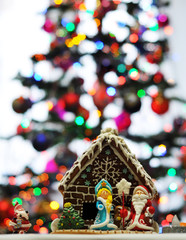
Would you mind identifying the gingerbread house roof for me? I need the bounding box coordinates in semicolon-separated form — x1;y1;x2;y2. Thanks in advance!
58;128;158;198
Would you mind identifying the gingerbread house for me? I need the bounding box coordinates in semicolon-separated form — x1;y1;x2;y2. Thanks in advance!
58;128;158;227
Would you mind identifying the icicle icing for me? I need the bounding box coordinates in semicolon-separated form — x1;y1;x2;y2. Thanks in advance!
59;128;158;197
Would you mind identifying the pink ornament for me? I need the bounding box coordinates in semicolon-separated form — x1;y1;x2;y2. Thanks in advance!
45;159;59;173
114;111;131;132
43;19;56;33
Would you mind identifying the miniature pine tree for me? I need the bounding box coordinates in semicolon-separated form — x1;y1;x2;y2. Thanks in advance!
58;202;84;229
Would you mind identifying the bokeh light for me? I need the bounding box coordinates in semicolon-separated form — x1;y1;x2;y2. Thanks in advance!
169;182;178;192
167;168;176;177
50;201;60;210
106;87;116;96
75;116;85;125
12;197;22;206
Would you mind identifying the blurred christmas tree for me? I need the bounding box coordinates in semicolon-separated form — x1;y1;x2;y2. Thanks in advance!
0;0;186;233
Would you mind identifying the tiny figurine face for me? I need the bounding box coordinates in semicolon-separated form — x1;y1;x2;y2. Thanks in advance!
16;210;29;220
135;189;145;196
100;189;110;199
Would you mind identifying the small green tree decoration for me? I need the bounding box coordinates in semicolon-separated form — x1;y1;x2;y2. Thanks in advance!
58;202;84;229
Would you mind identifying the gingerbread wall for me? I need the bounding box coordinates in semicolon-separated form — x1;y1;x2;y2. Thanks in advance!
63;145;141;226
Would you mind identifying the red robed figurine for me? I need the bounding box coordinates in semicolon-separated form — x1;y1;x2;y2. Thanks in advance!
120;185;156;231
9;201;32;234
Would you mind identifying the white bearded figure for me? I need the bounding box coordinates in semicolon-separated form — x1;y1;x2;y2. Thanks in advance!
9;201;32;234
120;185;156;231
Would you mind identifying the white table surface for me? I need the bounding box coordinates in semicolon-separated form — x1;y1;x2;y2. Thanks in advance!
0;234;186;240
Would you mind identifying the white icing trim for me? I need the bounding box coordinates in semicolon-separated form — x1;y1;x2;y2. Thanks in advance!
59;129;157;198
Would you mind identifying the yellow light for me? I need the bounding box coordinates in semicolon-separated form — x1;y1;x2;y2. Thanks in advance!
54;0;63;5
159;196;168;204
46;101;54;111
96;0;101;7
95;18;101;27
39;227;48;234
65;39;73;48
88;88;96;96
79;3;86;11
72;36;80;45
97;110;101;117
78;33;86;41
50;201;60;210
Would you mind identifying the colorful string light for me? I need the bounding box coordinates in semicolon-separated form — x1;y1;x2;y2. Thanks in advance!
167;168;176;177
75;116;84;125
106;87;116;96
50;201;60;210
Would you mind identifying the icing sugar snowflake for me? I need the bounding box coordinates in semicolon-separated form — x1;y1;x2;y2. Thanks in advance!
92;157;121;184
85;180;91;186
128;174;133;180
116;178;131;195
86;166;91;173
105;149;111;155
81;173;87;179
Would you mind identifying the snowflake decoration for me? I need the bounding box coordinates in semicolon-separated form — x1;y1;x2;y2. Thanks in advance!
105;149;111;155
92;156;121;184
85;180;91;186
123;168;128;174
81;173;87;179
128;174;133;180
86;166;91;173
116;178;131;195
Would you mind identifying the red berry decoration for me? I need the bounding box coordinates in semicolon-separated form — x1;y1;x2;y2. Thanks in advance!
151;93;169;115
93;82;114;111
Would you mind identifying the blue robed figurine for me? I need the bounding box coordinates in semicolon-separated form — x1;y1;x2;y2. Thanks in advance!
90;179;118;230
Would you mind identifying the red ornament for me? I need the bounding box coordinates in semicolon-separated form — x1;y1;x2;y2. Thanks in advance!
151;93;169;115
77;105;89;121
153;72;164;84
17;124;31;135
92;82;114;110
63;92;80;112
